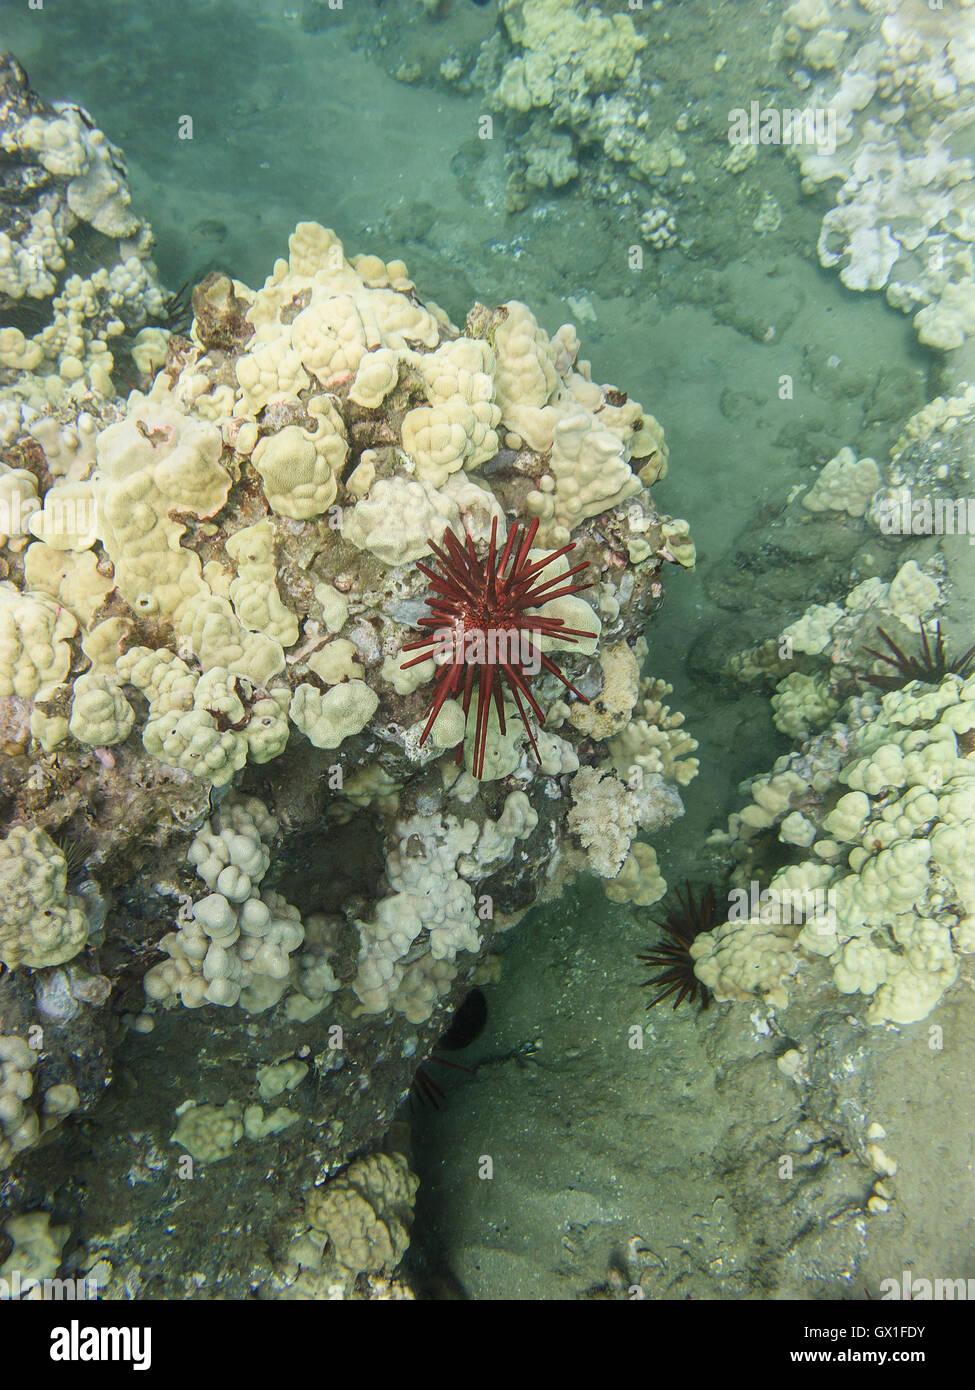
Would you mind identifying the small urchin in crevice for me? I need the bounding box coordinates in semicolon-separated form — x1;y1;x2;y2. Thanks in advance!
636;881;717;1013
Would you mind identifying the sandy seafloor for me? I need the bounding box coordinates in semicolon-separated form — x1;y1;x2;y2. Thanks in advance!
5;0;974;1299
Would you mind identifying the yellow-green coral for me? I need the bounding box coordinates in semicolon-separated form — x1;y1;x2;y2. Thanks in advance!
0;586;76;698
289;680;379;750
0;826;89;969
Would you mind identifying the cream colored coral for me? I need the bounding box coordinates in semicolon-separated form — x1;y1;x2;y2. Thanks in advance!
429;699;466;750
462;699;525;782
887;560;940;631
0;1211;69;1286
391;955;457;1024
235;332;310;413
530;550;600;657
603;841;666;906
894;385;975;456
568;642;640;740
401;397;499;488
0;326;43;371
306;640;364;686
0;467;40;549
659;517;696;569
723;669;975;1024
352;812;483;1012
400;337;501;485
27;481;97;551
146;797;304;1012
525;406;640;546
607;676;699;787
381;651;434;695
23;543;113;626
781;603;844;656
493;0;644;114
771;672;840;739
341;763;402;813
0;1034;40;1166
915;280;975;352
349;348;400;407
178;591;285;685
341;476;460;566
94;401;229;621
315;583;349;634
142;703;248;787
737;770;808;829
802;448;881;517
690;916;800;1010
117;645;289;782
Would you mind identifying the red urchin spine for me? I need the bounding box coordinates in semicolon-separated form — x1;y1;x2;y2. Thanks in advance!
401;516;597;778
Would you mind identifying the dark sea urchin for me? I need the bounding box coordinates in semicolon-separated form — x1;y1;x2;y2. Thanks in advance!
860;620;975;691
637;882;718;1012
401;517;597;778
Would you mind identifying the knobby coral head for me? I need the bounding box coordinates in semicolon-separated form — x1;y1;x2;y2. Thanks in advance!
401;516;597;778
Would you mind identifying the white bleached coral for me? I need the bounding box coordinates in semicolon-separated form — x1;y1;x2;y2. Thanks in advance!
144;795;305;1012
567;765;683;880
777;0;975;348
353;789;542;1018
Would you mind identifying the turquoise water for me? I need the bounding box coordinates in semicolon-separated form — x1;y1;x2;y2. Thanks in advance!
2;0;973;1303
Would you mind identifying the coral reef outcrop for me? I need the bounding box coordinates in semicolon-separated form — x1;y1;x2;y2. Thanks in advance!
0;204;693;1294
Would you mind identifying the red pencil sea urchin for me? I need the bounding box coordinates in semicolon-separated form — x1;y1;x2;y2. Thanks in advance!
401;516;597;778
